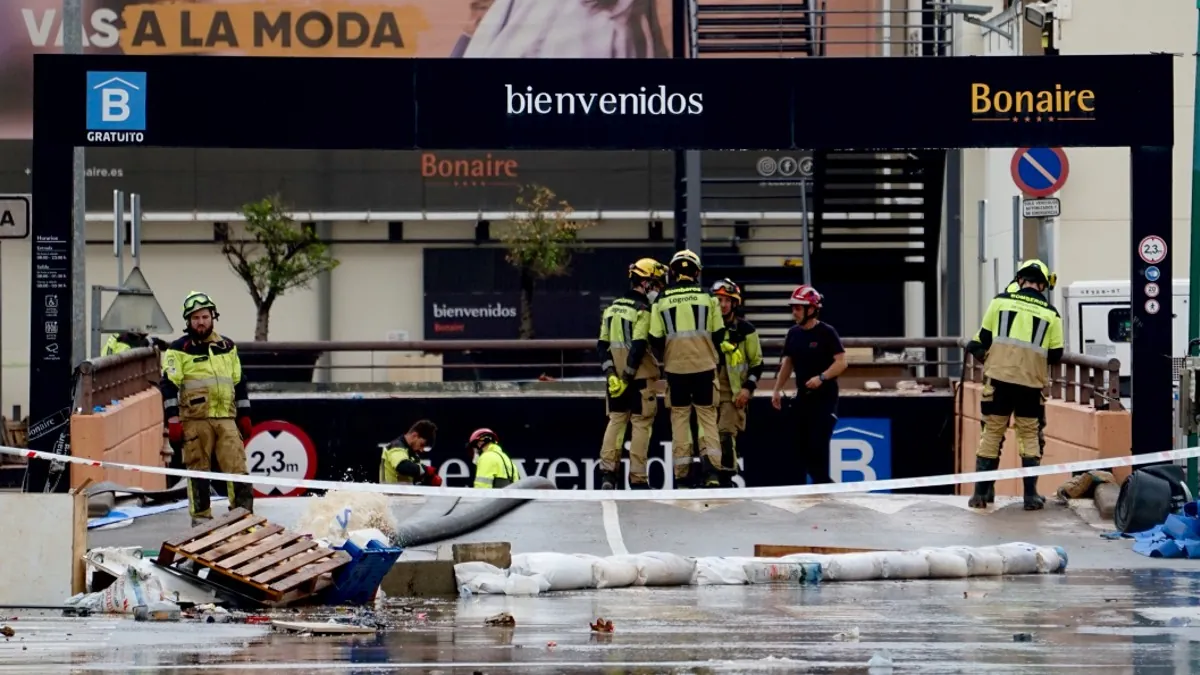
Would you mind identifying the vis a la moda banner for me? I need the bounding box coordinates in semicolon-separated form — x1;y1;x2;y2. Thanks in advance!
0;0;672;139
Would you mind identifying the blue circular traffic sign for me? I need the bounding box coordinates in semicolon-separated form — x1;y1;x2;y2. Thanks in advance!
1146;266;1161;282
1011;147;1070;198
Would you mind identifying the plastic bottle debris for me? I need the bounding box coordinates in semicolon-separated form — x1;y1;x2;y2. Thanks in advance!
133;601;181;622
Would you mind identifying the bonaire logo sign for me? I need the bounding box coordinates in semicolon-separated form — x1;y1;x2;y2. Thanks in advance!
970;83;1096;123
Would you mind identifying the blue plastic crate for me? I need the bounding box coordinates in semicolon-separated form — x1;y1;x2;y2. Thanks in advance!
323;539;403;606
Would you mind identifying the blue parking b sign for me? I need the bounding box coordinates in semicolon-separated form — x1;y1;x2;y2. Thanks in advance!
828;418;892;490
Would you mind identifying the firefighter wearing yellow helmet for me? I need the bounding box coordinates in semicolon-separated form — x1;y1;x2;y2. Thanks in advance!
649;250;726;488
710;278;764;487
160;291;255;526
984;260;1059;475
965;259;1063;511
597;258;667;490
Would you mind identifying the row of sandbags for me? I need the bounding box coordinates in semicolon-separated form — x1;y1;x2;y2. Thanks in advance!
454;543;1069;595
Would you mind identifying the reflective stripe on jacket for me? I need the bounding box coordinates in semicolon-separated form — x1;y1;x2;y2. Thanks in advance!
649;281;723;375
160;333;249;421
718;318;764;393
380;442;415;484
970;288;1064;389
474;443;516;489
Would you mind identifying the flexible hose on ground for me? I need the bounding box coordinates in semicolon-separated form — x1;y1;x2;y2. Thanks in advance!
390;476;558;548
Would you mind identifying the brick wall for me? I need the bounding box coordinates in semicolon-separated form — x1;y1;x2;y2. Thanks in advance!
955;381;1132;497
70;389;167;491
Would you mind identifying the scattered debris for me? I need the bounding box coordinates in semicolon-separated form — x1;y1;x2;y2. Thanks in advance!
133;602;181;622
271;620;377;635
485;612;516;627
1013;632;1033;642
963;591;989;599
867;648;894;672
546;641;557;649
0;626;13;638
832;627;860;642
590;617;615;633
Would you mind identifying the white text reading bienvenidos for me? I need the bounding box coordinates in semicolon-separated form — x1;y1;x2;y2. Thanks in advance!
506;85;704;116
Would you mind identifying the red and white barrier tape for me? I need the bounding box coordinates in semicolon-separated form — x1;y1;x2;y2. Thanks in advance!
1;444;1196;502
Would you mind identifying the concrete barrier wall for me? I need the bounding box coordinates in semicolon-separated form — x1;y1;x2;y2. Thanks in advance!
955;382;1132;497
69;388;167;491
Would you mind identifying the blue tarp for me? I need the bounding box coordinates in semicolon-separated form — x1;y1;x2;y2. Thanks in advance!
1118;502;1200;559
87;498;228;529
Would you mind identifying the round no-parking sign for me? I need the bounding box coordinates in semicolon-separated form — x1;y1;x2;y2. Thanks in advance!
244;420;318;498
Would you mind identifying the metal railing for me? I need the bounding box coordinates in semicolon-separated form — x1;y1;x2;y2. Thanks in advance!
961;340;1122;411
75;338;1122;411
693;1;955;58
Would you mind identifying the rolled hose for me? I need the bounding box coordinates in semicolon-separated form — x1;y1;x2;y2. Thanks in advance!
390;476;557;548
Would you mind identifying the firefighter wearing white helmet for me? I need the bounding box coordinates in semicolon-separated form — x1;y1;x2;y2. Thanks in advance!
160;291;254;526
648;250;726;488
965;259;1063;511
597;258;667;490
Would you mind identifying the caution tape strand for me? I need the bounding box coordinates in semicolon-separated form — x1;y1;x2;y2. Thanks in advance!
1;444;1196;502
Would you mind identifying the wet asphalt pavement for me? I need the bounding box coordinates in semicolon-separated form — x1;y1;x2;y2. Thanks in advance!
6;570;1200;674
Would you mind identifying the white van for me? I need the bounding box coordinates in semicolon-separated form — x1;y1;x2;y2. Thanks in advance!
1061;279;1189;405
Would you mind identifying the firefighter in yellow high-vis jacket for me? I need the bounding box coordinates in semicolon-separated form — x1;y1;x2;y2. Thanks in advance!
710;279;764;487
649;250;725;488
966;260;1063;511
597;258;666;490
161;291;254;527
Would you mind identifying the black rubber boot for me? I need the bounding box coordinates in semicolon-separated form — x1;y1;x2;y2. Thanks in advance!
1022;457;1046;511
600;471;618;490
702;457;721;488
968;456;1000;509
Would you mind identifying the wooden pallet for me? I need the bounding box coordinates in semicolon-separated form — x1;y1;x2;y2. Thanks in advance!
155;508;351;606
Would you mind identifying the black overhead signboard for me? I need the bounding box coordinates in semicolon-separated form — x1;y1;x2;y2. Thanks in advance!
26;53;1176;494
34;54;1172;150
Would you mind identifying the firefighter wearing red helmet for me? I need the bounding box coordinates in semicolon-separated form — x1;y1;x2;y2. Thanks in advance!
710;278;764;487
771;284;847;485
467;428;517;489
649;250;726;488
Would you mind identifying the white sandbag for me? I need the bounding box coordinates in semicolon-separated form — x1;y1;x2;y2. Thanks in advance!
744;561;822;585
990;543;1040;575
454;561;505;589
509;552;597;591
461;573;511;595
943;546;1004;577
878;551;931;580
824;553;884;582
923;550;969;578
593;557;640;589
779;553;832;566
693;557;750;585
637;552;697;586
606;555;651;586
504;574;546;596
1034;546;1065;574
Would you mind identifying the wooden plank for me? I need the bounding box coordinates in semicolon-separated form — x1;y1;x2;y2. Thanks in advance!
233;539;318;577
71;490;87;595
164;508;251;548
217;532;302;570
271;551;352;593
754;544;885;557
251;548;336;585
205;524;284;561
180;515;267;554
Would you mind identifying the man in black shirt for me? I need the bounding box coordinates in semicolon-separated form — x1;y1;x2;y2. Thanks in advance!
771;285;848;485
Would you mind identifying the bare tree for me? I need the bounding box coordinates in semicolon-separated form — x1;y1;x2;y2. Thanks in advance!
498;184;594;338
222;195;340;341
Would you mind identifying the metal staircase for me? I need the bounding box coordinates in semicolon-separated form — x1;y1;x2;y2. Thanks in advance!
680;0;952;375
